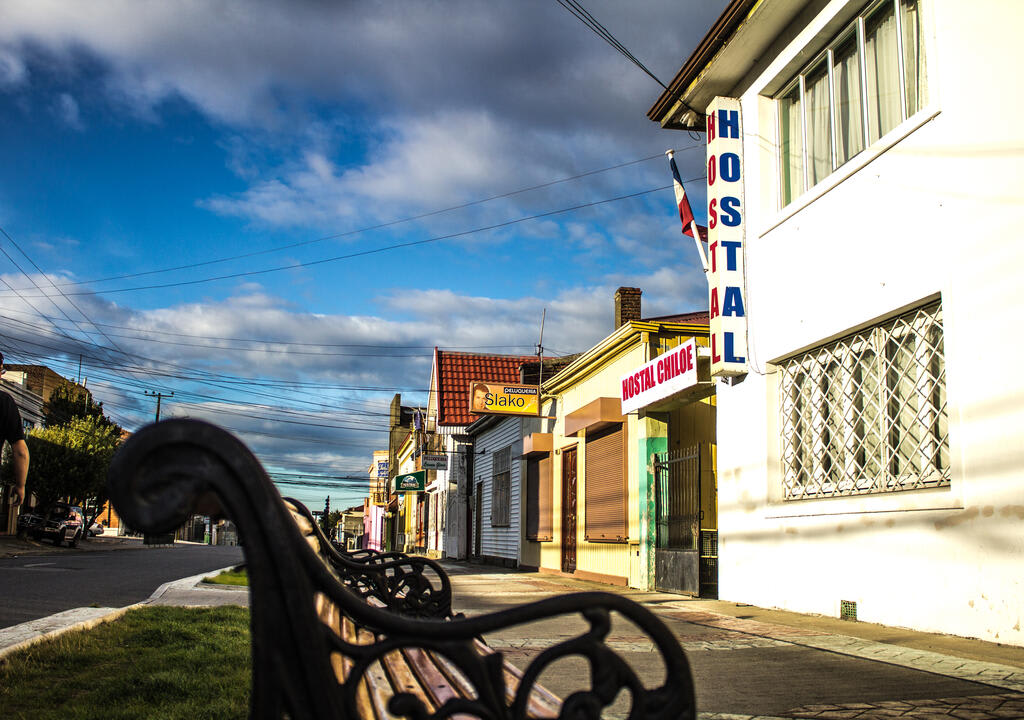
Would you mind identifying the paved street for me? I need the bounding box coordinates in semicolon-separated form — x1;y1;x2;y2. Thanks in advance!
0;537;243;628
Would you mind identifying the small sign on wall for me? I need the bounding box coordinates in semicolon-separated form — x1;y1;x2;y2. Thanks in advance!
422;454;448;471
706;96;748;377
468;382;540;416
394;470;426;492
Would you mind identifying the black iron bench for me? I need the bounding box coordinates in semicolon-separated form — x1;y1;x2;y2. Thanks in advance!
109;419;696;720
284;497;454;619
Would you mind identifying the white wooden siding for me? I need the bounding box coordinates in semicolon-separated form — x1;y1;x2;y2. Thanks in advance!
474;417;522;562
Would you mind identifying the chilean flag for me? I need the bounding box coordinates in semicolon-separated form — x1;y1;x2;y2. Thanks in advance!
670;153;696;237
668;150;708;271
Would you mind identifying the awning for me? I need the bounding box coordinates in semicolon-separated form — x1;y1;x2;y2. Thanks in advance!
521;432;553;457
564;397;624;437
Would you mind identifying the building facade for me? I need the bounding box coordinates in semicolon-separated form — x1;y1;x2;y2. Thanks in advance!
539;289;713;590
650;0;1024;645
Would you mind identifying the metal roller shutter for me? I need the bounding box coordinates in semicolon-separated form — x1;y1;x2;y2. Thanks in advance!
585;425;627;542
526;456;553;541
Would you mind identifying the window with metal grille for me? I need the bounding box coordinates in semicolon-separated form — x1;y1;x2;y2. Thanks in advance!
490;446;511;527
778;0;928;206
779;301;948;499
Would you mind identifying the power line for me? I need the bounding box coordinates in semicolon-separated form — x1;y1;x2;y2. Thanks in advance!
0;182;690;298
47;150;692;290
554;0;668;89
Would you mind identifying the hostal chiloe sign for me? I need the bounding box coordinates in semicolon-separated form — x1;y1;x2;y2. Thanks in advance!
706;97;748;377
620;338;698;414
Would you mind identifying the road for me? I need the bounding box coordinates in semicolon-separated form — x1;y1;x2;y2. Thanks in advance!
0;542;244;629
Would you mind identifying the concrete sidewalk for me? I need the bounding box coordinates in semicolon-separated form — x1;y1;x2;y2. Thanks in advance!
2;558;1022;719
440;562;1024;720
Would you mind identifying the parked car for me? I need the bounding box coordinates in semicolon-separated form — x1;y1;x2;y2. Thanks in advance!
88;520;104;537
16;502;85;547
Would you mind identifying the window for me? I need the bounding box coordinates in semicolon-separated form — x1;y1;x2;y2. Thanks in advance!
777;0;928;206
490;446;511;527
779;301;948;499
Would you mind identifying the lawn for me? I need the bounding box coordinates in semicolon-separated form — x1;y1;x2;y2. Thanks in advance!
202;567;249;586
0;606;251;720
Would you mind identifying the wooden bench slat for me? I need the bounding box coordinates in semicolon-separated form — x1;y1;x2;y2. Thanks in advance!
400;647;464;710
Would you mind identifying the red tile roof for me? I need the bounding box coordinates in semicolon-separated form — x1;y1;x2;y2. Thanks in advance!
434;350;540;427
643;310;709;325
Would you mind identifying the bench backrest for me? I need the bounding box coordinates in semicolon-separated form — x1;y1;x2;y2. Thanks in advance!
283;496;454;619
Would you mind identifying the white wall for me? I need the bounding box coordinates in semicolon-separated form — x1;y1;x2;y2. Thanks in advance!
715;0;1024;645
473;417;522;562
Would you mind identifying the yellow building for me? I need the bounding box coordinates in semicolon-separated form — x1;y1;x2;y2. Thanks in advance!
532;289;715;593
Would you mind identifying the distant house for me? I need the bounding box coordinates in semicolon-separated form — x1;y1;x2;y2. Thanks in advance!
426;349;544;560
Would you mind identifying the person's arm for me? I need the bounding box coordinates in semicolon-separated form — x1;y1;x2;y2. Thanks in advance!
9;438;29;506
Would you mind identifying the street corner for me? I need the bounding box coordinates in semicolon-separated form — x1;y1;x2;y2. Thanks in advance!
0;533;144;558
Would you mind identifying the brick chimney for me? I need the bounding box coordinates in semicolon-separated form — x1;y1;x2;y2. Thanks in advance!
614;287;642;329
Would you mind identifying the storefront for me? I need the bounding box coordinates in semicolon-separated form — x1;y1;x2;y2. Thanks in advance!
539;298;712;591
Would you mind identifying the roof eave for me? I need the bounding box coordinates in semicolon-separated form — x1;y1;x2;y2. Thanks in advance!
647;0;761;128
544;321;709;394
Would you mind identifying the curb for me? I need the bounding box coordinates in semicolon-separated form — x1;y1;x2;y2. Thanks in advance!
0;564;239;661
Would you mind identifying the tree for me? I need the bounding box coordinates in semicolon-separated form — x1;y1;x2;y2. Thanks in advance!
321;510;343;542
19;416;122;528
42;383;114;429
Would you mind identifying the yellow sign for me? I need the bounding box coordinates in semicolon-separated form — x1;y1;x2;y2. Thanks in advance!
468;382;539;416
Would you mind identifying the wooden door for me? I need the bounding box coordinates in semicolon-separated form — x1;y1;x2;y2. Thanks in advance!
561;447;577;573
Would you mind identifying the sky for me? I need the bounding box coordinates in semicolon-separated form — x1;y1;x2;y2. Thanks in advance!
0;0;726;511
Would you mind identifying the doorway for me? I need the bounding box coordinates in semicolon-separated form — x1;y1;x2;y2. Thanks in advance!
653;445;711;596
474;483;482;559
561;447;577;574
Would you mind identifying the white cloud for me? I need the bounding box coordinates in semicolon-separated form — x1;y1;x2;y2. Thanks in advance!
54;92;83;129
0;46;27;87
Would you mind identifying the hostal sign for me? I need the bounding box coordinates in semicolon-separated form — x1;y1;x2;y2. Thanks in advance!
706;97;748;377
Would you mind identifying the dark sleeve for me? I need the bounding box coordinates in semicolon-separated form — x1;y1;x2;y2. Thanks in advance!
0;392;25;444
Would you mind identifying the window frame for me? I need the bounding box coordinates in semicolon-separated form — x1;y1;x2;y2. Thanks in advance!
490;445;511;528
775;0;927;208
777;300;949;501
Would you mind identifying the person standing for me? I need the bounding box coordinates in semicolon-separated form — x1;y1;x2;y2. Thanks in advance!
0;353;30;507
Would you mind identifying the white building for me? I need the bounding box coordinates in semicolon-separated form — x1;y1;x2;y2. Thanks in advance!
649;0;1024;646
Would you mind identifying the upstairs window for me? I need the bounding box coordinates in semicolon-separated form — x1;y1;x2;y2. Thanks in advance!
778;0;928;206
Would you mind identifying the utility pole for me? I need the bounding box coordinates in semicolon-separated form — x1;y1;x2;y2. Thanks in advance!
144;390;174;422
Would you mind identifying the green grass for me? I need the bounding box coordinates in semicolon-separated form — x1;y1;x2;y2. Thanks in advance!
0;606;251;720
202;568;249;586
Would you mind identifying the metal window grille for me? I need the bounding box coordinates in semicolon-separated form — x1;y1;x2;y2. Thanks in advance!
780;301;949;500
490;446;511;527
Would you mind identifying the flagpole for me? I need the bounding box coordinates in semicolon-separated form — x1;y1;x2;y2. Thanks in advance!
666;149;708;272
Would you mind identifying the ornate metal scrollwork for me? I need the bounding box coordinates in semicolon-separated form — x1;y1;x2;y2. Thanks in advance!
284;497;453;619
109;419;696;720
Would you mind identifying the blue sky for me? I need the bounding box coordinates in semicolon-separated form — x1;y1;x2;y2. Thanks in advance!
0;1;724;510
